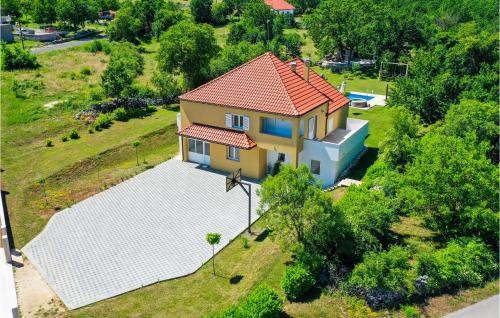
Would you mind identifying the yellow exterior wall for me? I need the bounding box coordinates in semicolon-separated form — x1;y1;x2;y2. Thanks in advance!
326;104;349;132
180;99;346;179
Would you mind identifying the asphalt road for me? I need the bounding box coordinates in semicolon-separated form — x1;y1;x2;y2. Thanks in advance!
30;38;95;55
444;294;499;318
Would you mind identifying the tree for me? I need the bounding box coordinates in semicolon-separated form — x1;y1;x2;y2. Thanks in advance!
227;1;282;45
211;2;230;26
2;0;21;17
401;132;499;246
190;0;212;23
107;7;141;43
32;0;57;24
209;41;266;79
151;3;184;39
56;0;98;31
158;21;219;88
335;185;397;261
132;141;140;165
206;232;221;276
152;72;181;102
379;107;420;170
101;43;144;97
257;165;346;256
438;100;498;163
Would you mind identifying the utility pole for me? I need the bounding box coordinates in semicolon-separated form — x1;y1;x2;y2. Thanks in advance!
17;21;25;49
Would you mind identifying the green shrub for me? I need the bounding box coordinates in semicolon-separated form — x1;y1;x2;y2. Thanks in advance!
112;107;128;121
295;249;326;277
69;129;80;139
240;285;284;317
210;285;284;318
80;66;92;76
45;140;53;147
416;239;498;295
242;237;249;249
347;246;414;309
2;44;39;70
60;135;68;142
281;263;316;301
88;128;94;134
401;305;420;318
94;113;113;129
85;40;110;54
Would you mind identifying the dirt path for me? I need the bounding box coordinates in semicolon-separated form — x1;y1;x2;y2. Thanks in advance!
15;259;66;317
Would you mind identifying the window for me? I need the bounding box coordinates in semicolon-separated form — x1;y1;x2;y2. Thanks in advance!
261;117;292;138
310;160;320;175
226;113;250;130
328;118;334;132
299;119;304;137
188;139;196;152
232;114;244;129
308;116;317;139
227;146;240;161
188;138;209;155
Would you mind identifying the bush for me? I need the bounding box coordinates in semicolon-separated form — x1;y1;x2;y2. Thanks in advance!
94;113;113;129
347;246;413;309
295;249;326;278
401;305;420;318
12;79;44;99
242;237;249;249
2;44;39;70
415;239;498;295
60;135;68;142
112;107;128;121
152;72;180;102
69;129;80;139
281;263;316;301
210;285;283;318
80;66;92;76
85;40;110;54
45;140;53;147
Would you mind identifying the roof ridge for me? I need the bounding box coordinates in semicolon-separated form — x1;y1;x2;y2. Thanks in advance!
268;54;299;116
291;58;341;100
277;56;333;109
180;52;274;99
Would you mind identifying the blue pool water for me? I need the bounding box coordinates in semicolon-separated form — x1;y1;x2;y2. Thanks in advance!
348;93;374;101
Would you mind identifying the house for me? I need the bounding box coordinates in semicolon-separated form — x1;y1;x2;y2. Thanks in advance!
0;16;13;43
177;52;368;187
264;0;295;14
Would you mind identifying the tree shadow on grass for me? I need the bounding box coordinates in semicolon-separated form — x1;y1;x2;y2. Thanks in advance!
293;287;323;303
345;147;379;181
254;228;270;242
230;275;244;285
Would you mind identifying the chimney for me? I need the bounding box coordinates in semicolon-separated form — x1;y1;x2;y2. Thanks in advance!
303;57;310;81
290;61;297;73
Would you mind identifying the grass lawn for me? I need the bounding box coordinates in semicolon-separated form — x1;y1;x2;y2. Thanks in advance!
313;66;390;95
1;43;178;248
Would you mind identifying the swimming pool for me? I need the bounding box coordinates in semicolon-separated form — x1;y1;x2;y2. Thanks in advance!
348;93;374;101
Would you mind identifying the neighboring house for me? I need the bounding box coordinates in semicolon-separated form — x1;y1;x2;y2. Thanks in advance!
0;16;13;43
264;0;295;14
178;52;368;187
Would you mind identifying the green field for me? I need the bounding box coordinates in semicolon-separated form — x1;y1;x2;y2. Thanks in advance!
313;66;390;95
1;43;179;248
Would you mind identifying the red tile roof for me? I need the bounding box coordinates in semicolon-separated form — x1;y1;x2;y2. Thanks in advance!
178;124;257;150
264;0;295;10
291;58;351;114
180;52;329;117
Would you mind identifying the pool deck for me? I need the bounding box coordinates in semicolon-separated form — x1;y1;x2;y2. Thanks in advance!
349;91;386;108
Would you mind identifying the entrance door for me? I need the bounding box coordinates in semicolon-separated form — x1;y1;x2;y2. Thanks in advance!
188;138;211;165
308;116;317;139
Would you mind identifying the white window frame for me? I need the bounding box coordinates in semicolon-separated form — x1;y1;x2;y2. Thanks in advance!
227;146;240;161
232;114;244;129
310;159;321;175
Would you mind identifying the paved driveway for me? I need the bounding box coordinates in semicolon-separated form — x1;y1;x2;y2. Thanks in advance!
23;160;259;309
31;38;95;55
444;295;499;318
